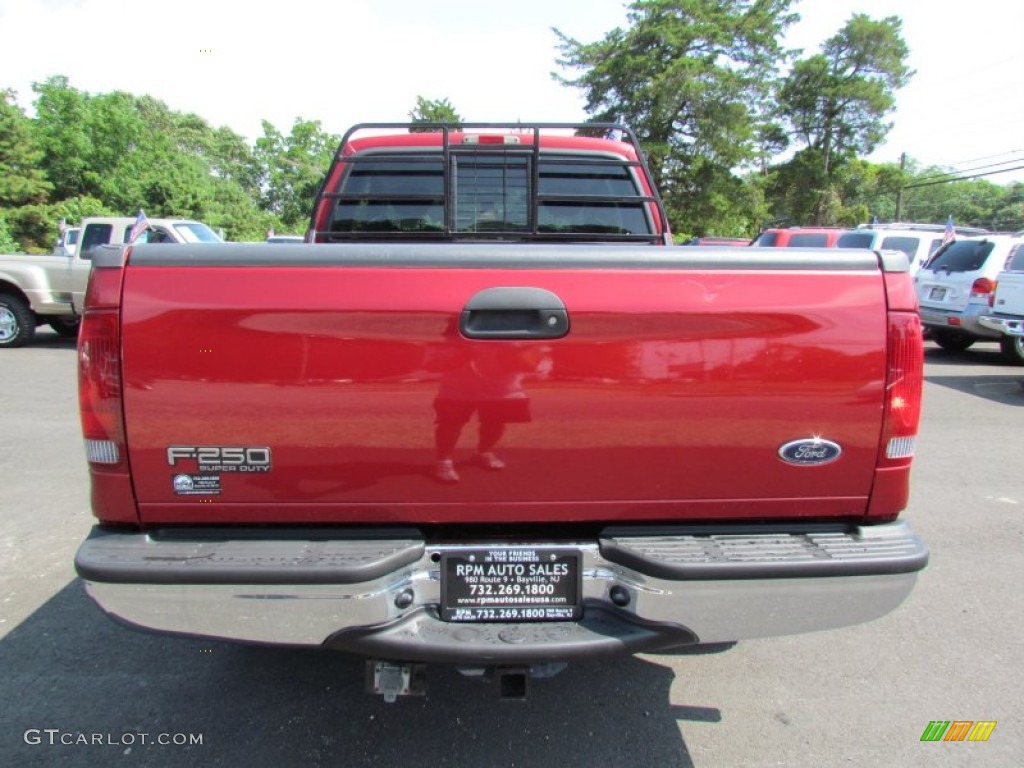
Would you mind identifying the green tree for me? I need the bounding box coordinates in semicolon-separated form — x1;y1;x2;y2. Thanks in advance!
205;125;263;196
554;0;797;235
761;151;909;227
254;118;339;231
0;89;52;210
898;169;1021;231
775;14;912;222
26;76;272;242
0;213;21;252
409;96;464;131
989;182;1024;231
132;97;261;197
203;179;277;242
31;76;94;201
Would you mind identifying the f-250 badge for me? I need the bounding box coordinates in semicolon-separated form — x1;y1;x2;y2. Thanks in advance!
167;446;272;473
778;439;842;466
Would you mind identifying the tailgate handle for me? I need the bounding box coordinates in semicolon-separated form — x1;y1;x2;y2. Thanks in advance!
460;287;570;340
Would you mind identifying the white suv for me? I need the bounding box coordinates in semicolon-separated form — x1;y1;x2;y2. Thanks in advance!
916;233;1024;359
836;225;947;274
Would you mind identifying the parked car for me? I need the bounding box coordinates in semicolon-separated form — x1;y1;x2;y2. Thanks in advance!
0;216;223;347
978;237;1024;364
751;227;848;247
835;224;962;274
915;233;1024;359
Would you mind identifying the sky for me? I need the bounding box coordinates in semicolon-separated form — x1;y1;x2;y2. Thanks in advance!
1;0;1022;183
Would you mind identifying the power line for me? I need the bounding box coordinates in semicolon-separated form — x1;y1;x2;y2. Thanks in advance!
935;54;1024;85
912;158;1024;185
903;189;1024;207
915;148;1024;173
904;165;1024;189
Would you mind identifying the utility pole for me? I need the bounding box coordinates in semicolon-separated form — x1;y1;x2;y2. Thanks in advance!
895;152;906;221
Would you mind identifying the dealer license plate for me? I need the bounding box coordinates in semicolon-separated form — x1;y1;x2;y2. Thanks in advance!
441;547;582;622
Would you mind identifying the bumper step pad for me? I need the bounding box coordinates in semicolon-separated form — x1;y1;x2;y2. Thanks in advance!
599;523;928;580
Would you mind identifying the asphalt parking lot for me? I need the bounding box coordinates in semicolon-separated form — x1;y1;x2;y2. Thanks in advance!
1;330;1022;767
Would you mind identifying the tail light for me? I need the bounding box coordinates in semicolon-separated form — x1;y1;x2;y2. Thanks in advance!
989;281;998;307
879;312;923;466
79;309;124;466
78;254;138;524
970;277;995;298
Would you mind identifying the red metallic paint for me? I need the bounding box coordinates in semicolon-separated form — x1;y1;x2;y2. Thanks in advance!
116;264;893;525
882;269;920;312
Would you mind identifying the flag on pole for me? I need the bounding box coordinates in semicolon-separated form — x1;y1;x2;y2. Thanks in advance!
941;214;956;245
128;209;149;244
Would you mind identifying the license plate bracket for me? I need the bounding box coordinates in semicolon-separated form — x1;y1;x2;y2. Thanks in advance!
440;547;582;622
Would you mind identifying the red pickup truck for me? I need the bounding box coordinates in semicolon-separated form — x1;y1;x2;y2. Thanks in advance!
74;124;927;700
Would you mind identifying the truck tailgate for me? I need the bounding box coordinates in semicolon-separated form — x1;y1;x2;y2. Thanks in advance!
121;244;888;525
994;273;1024;315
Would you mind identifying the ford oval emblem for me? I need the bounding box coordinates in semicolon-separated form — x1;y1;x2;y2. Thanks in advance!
778;439;842;466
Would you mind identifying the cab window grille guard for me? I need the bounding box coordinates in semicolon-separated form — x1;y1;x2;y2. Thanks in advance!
312;122;669;244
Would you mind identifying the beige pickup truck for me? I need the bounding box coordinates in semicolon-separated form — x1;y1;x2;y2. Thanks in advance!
0;216;222;347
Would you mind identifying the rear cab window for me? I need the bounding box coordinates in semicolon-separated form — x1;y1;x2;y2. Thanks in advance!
1004;244;1024;272
330;152;653;239
79;224;114;259
334;156;445;234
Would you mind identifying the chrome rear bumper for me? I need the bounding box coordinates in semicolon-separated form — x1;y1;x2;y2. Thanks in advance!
919;305;1002;339
76;521;927;662
979;314;1024;336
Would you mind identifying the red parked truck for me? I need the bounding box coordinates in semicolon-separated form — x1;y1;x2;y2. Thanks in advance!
74;124;927;700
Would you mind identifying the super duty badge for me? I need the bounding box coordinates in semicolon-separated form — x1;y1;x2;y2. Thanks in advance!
167;446;272;473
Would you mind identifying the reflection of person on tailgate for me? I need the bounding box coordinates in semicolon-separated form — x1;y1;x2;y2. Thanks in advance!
433;343;534;484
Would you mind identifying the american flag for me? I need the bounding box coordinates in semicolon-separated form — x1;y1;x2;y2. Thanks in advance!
128;209;149;244
941;214;956;245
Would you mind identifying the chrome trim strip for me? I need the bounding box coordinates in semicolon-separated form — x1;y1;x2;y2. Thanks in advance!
979;314;1024;336
127;242;882;271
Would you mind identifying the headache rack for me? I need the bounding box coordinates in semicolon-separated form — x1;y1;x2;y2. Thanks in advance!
310;122;671;245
